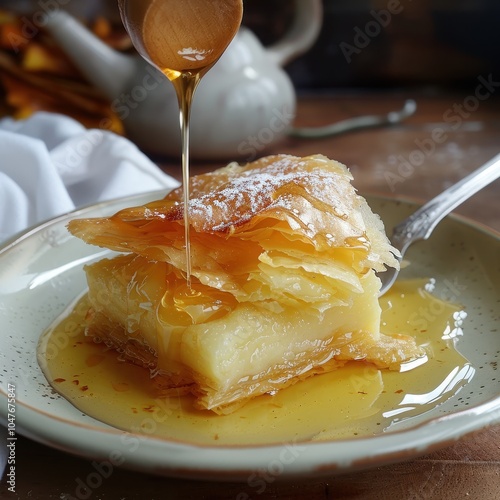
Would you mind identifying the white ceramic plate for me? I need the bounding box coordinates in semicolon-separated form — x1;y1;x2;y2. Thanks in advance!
0;192;499;480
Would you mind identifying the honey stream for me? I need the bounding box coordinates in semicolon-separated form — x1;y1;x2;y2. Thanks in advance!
119;0;243;286
38;279;473;446
164;69;201;288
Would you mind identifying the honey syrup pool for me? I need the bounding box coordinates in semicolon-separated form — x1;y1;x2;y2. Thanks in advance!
37;279;473;446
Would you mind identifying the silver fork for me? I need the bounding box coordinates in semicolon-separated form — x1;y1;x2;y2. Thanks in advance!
378;153;500;296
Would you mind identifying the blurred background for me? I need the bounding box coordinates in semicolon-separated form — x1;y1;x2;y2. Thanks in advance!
256;0;500;92
0;0;499;147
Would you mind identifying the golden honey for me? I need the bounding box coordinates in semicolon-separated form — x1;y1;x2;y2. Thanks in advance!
37;278;472;446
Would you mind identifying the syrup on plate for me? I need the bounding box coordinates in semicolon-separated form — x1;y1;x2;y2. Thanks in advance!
37;278;473;446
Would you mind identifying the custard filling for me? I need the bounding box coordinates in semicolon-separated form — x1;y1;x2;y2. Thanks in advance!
68;154;424;413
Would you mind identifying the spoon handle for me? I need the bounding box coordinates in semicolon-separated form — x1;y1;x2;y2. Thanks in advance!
289;100;416;139
391;153;500;256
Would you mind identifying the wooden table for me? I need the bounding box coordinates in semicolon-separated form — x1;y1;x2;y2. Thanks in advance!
2;91;500;499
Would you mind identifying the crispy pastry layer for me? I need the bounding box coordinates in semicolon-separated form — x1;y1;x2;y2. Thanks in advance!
68;154;422;413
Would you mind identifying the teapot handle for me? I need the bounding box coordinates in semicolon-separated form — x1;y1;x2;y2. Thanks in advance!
265;0;323;67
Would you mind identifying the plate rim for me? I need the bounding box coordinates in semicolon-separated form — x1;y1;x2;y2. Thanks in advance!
0;191;499;479
1;386;499;479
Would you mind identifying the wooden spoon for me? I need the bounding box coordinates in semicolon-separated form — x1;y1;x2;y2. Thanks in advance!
118;0;243;77
117;0;243;286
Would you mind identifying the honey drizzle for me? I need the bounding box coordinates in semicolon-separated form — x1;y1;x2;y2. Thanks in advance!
164;69;205;287
37;279;472;446
121;0;243;287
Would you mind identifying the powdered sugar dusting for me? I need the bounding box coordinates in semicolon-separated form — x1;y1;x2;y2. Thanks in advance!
187;155;356;233
69;153;399;274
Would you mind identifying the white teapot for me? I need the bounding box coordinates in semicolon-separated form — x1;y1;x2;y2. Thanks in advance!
44;1;322;160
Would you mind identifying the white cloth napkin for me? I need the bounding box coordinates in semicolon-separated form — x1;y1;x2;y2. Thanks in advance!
0;112;180;481
0;112;180;244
